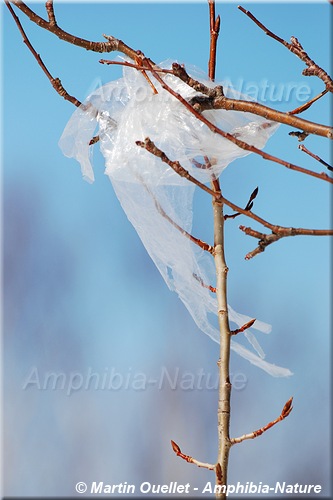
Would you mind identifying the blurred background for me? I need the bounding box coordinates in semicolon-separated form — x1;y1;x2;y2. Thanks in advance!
2;1;331;497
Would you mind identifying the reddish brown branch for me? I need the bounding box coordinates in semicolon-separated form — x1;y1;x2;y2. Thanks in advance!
193;95;332;140
135;138;333;258
137;174;214;254
299;145;333;172
169;63;332;140
136;60;333;183
208;0;220;81
238;5;333;92
45;0;56;26
9;0;139;58
240;225;333;260
231;397;293;445
171;440;215;470
136;137;222;199
288;89;328;115
6;0;82;108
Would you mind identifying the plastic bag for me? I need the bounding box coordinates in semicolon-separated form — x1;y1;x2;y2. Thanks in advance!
59;60;291;377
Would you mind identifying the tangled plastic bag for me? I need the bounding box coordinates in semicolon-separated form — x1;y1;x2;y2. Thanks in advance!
59;60;291;377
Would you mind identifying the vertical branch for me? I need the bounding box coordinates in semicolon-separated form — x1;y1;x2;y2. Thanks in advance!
213;184;232;499
208;3;231;497
208;0;220;81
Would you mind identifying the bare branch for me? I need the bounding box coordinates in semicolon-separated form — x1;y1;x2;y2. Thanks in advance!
238;5;333;92
5;0;82;108
240;225;333;260
208;0;220;81
9;0;139;58
137;173;214;254
136;137;222;199
170;63;332;140
192;95;333;140
287;89;328;115
135;140;333;257
171;440;215;470
135;60;333;183
299;145;333;172
45;0;56;26
231;397;293;445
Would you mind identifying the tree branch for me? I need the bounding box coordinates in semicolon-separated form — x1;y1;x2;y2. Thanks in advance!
136;137;222;199
8;0;139;58
298;145;333;172
238;5;333;92
45;0;56;26
287;89;328;116
208;0;220;81
136;138;333;260
170;63;332;140
240;225;333;260
5;0;82;108
170;440;215;470
230;397;293;445
137;173;214;255
133;59;333;184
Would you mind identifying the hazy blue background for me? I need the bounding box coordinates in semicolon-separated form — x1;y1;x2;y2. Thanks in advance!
2;1;331;497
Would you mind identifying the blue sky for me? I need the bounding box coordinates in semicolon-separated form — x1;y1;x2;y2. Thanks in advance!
2;2;332;497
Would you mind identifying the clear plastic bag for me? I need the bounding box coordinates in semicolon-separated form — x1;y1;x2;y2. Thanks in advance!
59;60;291;377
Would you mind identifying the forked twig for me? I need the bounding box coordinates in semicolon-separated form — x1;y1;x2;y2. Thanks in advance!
240;225;333;260
231;397;293;445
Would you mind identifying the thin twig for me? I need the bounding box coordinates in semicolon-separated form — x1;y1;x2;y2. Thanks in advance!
45;0;56;26
138;174;214;254
136;137;222;199
193;273;216;293
9;0;139;58
287;89;328;115
240;225;333;260
230;397;293;445
224;187;258;220
170;440;215;470
238;5;333;92
5;0;82;108
299;145;333;172
208;0;220;81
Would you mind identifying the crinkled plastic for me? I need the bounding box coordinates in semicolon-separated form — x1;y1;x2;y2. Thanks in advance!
59;60;291;377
